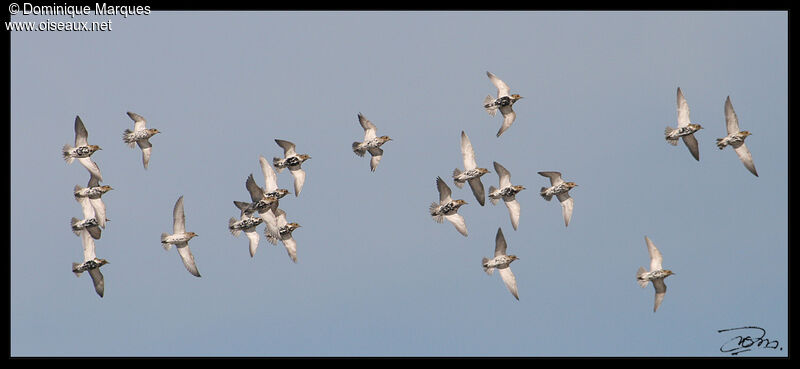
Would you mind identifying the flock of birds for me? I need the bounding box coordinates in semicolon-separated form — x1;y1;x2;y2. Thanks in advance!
61;71;758;312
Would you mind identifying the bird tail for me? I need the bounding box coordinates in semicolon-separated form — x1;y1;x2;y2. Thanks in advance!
273;157;285;173
540;187;553;201
73;185;84;200
122;129;136;148
72;263;83;277
483;95;498;116
161;233;172;250
228;218;241;237
352;142;366;157
636;267;649;288
664;127;679;145
70;217;82;236
429;202;444;223
62;144;74;163
482;258;494;275
488;186;499;205
715;137;727;150
452;169;464;188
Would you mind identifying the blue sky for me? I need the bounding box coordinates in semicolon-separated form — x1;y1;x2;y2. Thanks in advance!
10;11;788;357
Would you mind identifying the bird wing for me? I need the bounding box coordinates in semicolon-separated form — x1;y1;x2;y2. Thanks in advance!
538;171;564;186
127;111;148;132
259;156;279;192
80;228;97;262
77;196;96;220
368;147;383;172
172;196;186;234
245;229;260;258
436;176;452;203
89;197;107;229
74;116;89;146
487;71;511;98
493;161;512;188
87;268;105;298
275;139;297;157
290;167;306;196
644;236;663;271
358;113;378;141
681;134;700;161
497;106;516;137
494;227;508;257
724;96;740;135
676;87;691;128
504;198;521;231
467;177;486;206
77;158;103;183
733;142;758;177
557;193;574;227
652;278;667;312
445;213;468;237
175;242;201;277
87;173;101;188
282;237;298;263
460;131;478;170
138;139;152;169
245;174;265;202
498;267;519;300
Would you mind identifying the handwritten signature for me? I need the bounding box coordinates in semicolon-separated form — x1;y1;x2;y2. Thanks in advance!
717;326;783;356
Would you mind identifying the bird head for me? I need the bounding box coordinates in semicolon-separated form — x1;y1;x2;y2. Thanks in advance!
89;145;102;151
96;258;109;267
149;128;161;135
379;135;392;142
511;94;523;101
454;199;468;207
299;154;311;162
287;222;302;231
508;255;519;261
275;189;290;198
566;182;579;188
478;168;491;175
100;185;113;192
512;185;526;191
740;130;752;137
663;269;675;276
187;232;198;239
689;123;703;131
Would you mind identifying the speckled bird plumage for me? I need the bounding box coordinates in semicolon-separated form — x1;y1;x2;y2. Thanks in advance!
63;115;103;181
483;71;524;137
636;236;675;312
122;111;160;169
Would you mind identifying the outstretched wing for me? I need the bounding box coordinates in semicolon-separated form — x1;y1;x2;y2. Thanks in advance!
358;113;378;141
74;116;89;147
275;139;297;157
127;111;148;132
460;131;478;170
644;236;663;272
724;96;740;135
538;171;564;186
676;87;691;128
172;196;186;234
487;71;511;98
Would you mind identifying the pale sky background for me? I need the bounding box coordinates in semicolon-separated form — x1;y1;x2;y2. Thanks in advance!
10;11;788;357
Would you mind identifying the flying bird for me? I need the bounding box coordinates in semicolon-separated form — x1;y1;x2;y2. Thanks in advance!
244;173;280;238
62;115;103;181
273;139;311;196
71;228;109;298
352;113;393;172
122;111;161;169
229;205;264;258
636;236;675;312
160;196;201;277
488;161;526;230
716;96;758;177
453;131;490;206
265;208;302;263
73;173;112;229
430;176;469;237
481;227;520;300
483;71;524;137
538;171;578;227
665;87;703;161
